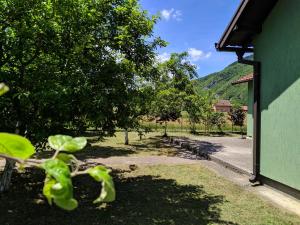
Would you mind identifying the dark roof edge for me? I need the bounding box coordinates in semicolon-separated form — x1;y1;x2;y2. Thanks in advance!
215;0;278;53
232;78;252;85
216;0;250;51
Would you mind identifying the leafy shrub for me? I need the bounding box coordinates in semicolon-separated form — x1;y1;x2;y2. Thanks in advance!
0;133;115;211
0;83;115;210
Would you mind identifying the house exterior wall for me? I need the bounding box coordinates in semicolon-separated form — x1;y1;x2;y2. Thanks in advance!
214;105;231;113
247;82;253;137
254;0;300;190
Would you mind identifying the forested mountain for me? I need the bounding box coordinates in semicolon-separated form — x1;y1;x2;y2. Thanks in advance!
193;57;253;105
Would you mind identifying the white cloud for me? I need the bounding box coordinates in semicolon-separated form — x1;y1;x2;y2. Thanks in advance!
157;49;211;64
157;52;170;63
173;10;182;21
161;9;182;21
188;48;212;62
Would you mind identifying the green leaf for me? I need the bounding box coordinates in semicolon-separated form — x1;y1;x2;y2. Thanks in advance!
56;153;77;165
0;133;35;159
61;137;87;152
48;135;72;151
42;159;78;210
48;135;87;152
0;83;9;96
43;176;56;205
54;198;78;211
87;166;116;203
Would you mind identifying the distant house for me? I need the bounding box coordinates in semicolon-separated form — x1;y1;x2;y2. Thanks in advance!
241;106;248;112
213;100;232;113
232;74;253;138
216;0;300;198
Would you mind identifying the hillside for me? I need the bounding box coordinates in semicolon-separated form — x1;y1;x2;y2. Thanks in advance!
193;58;253;105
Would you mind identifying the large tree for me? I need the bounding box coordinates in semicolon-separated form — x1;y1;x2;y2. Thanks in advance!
0;0;165;191
0;0;165;139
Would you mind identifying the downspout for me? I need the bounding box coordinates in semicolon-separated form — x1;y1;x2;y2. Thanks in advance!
236;50;261;183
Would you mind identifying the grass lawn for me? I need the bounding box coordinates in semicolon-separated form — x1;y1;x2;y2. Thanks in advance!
86;131;179;157
87;131;238;158
0;132;299;225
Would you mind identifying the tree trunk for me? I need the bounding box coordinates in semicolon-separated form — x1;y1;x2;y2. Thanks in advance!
241;125;244;138
180;119;183;134
163;121;167;137
0;122;20;193
124;129;129;145
0;159;15;192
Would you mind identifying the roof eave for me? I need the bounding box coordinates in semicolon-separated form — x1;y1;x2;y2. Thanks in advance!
215;0;278;53
232;79;253;85
215;44;254;53
216;0;251;52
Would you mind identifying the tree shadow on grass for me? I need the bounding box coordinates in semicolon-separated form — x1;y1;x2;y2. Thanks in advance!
75;146;136;160
129;136;178;156
0;168;238;225
35;146;136;161
171;137;223;153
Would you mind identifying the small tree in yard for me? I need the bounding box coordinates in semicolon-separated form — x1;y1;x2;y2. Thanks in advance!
201;92;216;134
117;84;156;145
185;94;204;134
228;106;246;137
210;112;226;133
152;88;184;137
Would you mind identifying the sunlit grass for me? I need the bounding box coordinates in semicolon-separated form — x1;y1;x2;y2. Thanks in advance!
89;132;178;157
121;164;300;225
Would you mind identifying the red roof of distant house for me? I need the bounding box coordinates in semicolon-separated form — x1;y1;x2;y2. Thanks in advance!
232;73;253;85
242;106;248;111
215;100;232;107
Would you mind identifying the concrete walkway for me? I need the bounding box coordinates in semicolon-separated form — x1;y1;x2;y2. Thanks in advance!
170;136;253;175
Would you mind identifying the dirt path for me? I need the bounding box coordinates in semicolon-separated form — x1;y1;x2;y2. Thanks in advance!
84;155;199;167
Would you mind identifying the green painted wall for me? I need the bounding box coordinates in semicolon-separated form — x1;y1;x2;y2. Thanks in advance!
247;82;253;137
254;0;300;190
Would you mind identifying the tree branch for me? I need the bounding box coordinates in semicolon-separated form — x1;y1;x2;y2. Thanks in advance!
0;154;44;167
0;154;24;164
71;169;88;177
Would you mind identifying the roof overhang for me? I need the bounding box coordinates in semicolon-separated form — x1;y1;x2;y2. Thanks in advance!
215;0;278;53
232;73;253;85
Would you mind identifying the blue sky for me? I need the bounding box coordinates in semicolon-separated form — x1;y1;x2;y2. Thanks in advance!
140;0;240;77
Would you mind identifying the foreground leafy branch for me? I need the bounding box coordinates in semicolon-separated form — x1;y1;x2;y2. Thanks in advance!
0;83;9;96
0;133;116;211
